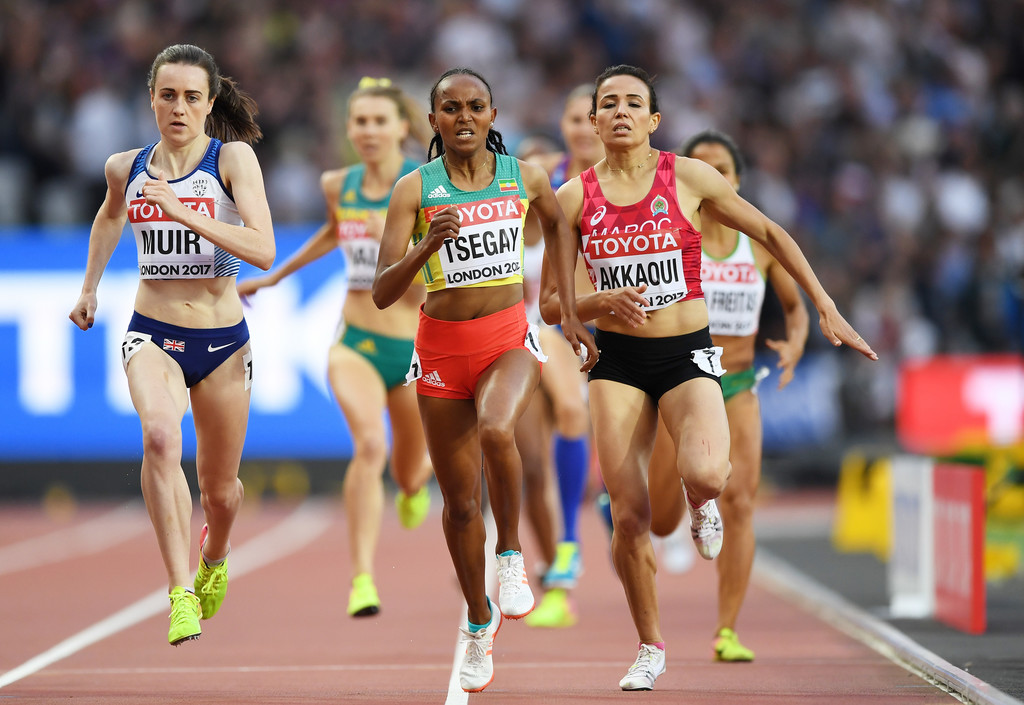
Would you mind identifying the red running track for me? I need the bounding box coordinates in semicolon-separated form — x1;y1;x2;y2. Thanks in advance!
0;491;960;704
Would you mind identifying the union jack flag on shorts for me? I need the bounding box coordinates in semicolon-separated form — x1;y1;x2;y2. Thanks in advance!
163;339;185;353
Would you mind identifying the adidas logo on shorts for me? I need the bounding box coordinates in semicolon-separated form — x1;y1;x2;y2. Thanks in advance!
427;184;450;200
421;370;446;387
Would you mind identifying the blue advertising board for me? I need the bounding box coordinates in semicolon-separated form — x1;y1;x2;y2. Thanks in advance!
0;225;352;461
0;225;842;463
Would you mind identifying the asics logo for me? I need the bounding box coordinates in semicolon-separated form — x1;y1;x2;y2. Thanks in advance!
589;205;606;226
427;184;451;200
421;370;445;387
208;342;237;353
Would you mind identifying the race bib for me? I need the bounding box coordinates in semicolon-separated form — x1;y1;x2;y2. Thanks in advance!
524;323;548;363
404;350;422;386
583;229;687;311
343;238;380;291
691;346;725;377
129;197;219;279
120;330;153;371
425;197;524;287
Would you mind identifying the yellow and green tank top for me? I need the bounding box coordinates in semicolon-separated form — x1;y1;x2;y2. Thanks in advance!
413;152;528;292
335;158;419;290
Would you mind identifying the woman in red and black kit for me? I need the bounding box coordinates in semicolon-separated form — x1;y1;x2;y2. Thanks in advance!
540;64;877;692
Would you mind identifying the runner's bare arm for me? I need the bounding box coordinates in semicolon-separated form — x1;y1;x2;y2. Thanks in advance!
520;160;597;366
70;150;136;331
538;177;649;328
373;171;443;309
679;157;876;360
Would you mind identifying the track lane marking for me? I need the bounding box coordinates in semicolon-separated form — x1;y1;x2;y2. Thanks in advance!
0;501;149;577
445;506;498;705
0;499;333;690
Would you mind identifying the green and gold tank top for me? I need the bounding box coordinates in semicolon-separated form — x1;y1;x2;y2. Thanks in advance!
414;152;528;292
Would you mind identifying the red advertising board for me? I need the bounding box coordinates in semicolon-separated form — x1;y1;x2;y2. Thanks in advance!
933;463;986;634
897;354;1024;455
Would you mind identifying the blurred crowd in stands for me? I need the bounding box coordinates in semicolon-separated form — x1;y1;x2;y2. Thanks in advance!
2;0;1023;440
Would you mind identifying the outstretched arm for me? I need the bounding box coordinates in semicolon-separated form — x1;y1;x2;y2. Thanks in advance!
238;170;345;298
681;157;876;360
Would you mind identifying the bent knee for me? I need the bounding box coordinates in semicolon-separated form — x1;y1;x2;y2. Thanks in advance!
478;421;516;458
611;501;652;539
686;459;731;500
442;495;481;529
200;480;242;511
552;400;589;438
140;421;182;461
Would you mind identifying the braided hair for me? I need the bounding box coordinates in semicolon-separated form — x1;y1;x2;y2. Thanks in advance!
426;67;508;162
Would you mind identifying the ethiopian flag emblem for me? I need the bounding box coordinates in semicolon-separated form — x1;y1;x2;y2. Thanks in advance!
498;179;518;192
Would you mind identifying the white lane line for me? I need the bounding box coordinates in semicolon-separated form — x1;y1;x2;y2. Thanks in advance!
34;660;631;677
0;499;334;690
755;549;1024;705
445;506;499;705
0;502;150;577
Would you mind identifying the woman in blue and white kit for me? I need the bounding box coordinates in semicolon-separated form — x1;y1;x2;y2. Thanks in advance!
69;44;274;646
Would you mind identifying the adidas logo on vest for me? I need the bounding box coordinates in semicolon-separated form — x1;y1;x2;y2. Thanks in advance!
427;184;450;200
421;370;446;387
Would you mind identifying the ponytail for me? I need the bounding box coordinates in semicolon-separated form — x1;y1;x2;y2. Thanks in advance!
208;75;262;145
148;44;262;145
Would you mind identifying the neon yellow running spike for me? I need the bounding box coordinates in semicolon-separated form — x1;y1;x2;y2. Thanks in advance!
168;587;201;646
395;486;430;529
348;573;381;617
524;588;577;628
194;525;229;619
713;627;754;662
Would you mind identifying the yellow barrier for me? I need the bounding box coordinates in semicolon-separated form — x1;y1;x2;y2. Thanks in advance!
831;452;892;560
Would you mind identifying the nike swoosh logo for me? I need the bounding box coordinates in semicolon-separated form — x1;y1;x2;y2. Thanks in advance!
208;342;236;353
136;190;143;198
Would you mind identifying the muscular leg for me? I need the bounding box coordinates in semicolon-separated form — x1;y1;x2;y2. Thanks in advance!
515;386;558;570
648;415;686;538
475;349;541;554
716;391;761;632
419;395;490;626
386;382;433;496
191;343;252;564
539;327;590;544
658;377;731;507
328;343;389;578
126;345;192;592
589;379;661;643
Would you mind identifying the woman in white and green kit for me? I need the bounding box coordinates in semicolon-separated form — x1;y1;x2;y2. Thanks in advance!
648;129;810;662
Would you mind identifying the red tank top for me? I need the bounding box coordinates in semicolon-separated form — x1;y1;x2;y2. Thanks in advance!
579;150;703;310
